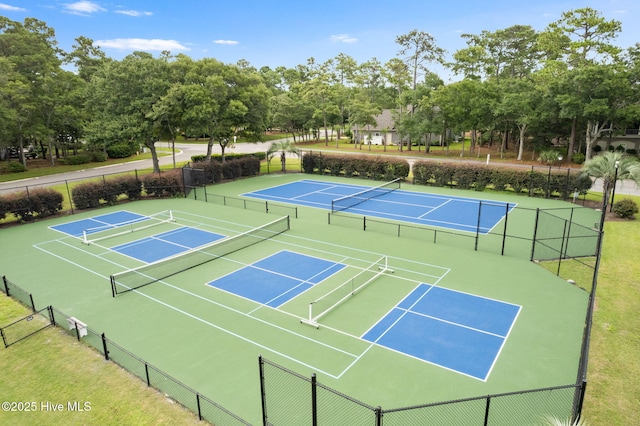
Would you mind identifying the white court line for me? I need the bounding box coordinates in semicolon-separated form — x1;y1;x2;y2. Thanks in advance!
34;239;367;379
418;198;453;219
38;211;453;379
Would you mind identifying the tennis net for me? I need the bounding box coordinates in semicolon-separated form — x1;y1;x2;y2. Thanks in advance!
83;210;174;245
331;179;401;213
301;255;392;328
110;215;290;297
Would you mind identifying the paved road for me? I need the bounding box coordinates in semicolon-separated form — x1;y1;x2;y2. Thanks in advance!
2;142;639;197
0;141;273;192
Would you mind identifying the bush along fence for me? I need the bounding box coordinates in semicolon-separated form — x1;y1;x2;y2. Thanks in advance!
412;161;592;199
0;276;252;425
0;156;262;225
301;151;410;181
299;151;593;201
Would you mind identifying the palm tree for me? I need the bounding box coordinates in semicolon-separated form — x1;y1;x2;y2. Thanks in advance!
267;139;300;173
580;151;640;213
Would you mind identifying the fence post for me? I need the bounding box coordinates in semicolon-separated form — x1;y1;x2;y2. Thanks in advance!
311;373;318;426
196;393;202;421
29;293;36;312
65;180;74;215
483;395;491;426
572;380;587;423
530;208;541;261
47;306;54;325
3;275;9;296
101;333;109;360
144;363;150;386
375;406;383;426
258;355;268;426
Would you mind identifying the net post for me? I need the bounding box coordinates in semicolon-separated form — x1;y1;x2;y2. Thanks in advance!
474;200;483;251
110;276;116;298
501;203;509;256
169;210;174;221
82;230;89;245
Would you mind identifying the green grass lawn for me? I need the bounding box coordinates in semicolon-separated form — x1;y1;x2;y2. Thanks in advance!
0;297;203;426
581;216;640;425
0;148;181;183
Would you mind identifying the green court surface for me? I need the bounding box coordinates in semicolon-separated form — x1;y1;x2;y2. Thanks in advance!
0;174;593;424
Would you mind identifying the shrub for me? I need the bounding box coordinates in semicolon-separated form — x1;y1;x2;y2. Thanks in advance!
222;160;243;180
593;145;602;153
537;150;562;165
190;160;223;184
142;170;183;198
0;195;9;220
71;181;103;209
612;199;638;219
1;188;63;221
90;151;108;162
301;153;409;181
626;149;637;156
65;154;92;165
110;175;142;201
30;188;64;217
7;161;26;173
571;153;585;164
106;144;133;159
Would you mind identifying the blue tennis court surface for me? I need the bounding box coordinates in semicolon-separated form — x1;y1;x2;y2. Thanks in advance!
112;227;225;263
50;211;147;237
50;210;225;263
242;179;516;233
207;250;345;308
363;284;520;380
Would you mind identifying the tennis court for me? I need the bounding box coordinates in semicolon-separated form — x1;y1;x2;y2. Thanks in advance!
1;175;591;423
242;179;517;233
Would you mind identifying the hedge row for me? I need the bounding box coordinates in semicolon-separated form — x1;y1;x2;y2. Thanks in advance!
0;188;63;222
71;170;183;209
189;156;261;184
302;153;410;181
191;152;266;163
412;161;593;197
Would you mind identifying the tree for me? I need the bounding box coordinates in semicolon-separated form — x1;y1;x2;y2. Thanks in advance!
267;139;300;173
580;151;640;213
493;78;539;160
301;58;340;146
85;52;172;172
539;7;622;161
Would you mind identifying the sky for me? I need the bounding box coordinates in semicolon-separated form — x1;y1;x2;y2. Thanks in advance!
1;0;638;81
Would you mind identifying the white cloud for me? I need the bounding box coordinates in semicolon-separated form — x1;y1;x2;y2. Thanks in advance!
330;34;358;43
95;38;190;52
0;3;26;11
63;1;106;15
213;39;239;45
115;10;153;17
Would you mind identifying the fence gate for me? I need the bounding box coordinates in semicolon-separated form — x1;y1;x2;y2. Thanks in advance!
0;306;53;348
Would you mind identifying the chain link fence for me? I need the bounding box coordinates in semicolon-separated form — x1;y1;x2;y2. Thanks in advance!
0;289;251;425
259;356;585;425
